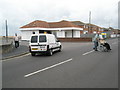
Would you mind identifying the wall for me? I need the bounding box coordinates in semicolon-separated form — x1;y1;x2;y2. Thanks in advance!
21;30;39;40
21;30;82;40
1;43;14;54
55;30;80;38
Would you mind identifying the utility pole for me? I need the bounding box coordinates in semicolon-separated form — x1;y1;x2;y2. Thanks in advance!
118;1;120;29
89;11;91;33
5;20;8;37
5;20;8;42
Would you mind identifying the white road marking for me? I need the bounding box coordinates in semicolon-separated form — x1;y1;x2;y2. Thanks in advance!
2;53;31;62
82;50;94;56
24;58;73;78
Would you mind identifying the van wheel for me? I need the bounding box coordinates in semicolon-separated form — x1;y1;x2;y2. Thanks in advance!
31;53;36;56
58;46;62;52
48;49;53;56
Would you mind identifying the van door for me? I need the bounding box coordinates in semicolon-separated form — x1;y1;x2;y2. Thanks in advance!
48;35;56;50
38;35;47;51
53;37;60;51
30;36;39;51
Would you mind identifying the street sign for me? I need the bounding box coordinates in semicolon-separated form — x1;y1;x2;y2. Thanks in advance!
101;32;107;35
101;32;107;38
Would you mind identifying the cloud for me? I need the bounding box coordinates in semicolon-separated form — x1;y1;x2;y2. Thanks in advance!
0;0;119;36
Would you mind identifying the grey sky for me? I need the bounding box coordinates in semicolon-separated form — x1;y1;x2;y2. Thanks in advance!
0;0;119;36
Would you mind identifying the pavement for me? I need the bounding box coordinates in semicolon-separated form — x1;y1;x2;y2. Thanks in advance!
2;41;29;60
2;38;119;88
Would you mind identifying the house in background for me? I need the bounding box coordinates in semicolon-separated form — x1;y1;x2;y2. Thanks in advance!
71;21;87;34
19;20;119;41
69;21;120;38
71;21;104;34
19;20;83;40
85;24;103;34
110;28;120;38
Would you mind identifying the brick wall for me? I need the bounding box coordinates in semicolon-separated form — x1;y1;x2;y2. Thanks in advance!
57;38;92;42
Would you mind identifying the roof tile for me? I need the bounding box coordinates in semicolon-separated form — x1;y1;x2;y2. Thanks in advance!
20;20;50;28
20;20;81;28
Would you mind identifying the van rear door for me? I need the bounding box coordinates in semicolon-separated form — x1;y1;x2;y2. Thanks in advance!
30;36;39;51
31;36;38;43
38;35;47;51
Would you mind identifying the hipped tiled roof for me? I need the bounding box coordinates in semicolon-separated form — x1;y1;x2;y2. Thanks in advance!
71;21;85;25
49;20;80;28
20;20;50;28
20;20;81;28
86;23;101;28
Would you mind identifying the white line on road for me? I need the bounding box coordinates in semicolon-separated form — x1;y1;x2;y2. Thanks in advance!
82;50;94;56
24;58;73;78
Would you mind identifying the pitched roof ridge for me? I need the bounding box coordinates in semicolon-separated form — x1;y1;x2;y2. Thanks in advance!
71;21;83;22
20;20;83;28
33;20;48;23
86;23;102;28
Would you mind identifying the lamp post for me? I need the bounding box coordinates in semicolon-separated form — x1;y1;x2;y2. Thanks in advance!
5;20;8;42
89;11;91;33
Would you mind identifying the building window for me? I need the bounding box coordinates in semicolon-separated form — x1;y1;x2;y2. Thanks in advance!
47;31;52;34
39;30;44;33
84;31;88;34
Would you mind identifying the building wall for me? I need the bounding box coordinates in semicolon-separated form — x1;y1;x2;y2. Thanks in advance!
21;30;39;40
54;30;80;38
21;31;30;40
21;29;81;40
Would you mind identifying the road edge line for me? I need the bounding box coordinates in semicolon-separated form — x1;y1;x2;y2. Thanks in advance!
2;52;30;61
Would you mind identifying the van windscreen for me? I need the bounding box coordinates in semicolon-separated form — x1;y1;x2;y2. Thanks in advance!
39;35;46;42
31;36;38;43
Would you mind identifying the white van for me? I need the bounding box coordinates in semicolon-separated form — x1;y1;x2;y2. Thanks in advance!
29;34;62;56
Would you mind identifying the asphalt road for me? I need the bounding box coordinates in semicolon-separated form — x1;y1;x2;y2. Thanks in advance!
2;38;118;88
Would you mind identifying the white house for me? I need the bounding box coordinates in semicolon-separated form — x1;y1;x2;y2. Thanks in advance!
19;20;83;40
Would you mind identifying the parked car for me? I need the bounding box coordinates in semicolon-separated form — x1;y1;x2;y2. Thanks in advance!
29;34;62;56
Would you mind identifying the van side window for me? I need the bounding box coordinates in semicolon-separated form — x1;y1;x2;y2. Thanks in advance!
39;35;46;42
31;36;38;43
